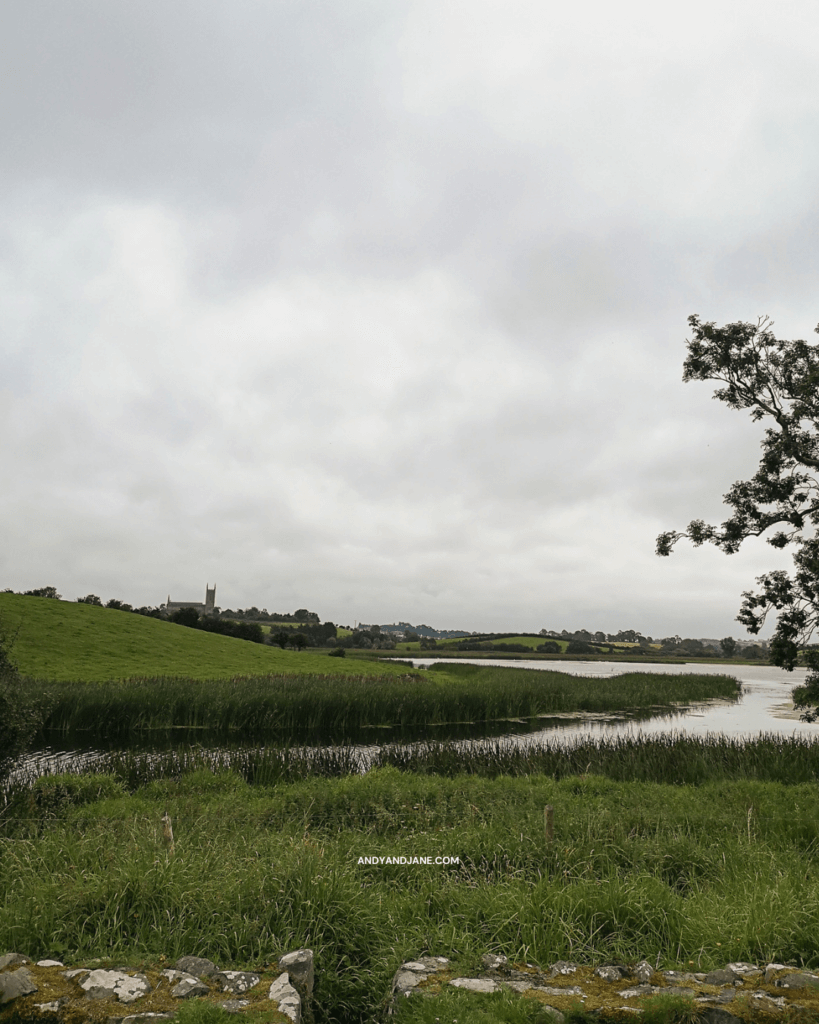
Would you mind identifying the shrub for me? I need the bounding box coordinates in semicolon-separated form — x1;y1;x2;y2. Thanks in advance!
566;639;593;654
0;619;50;782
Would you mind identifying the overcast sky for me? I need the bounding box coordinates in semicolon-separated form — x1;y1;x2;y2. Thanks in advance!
3;0;818;637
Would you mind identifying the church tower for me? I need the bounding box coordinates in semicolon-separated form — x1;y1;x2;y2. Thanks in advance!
205;584;216;615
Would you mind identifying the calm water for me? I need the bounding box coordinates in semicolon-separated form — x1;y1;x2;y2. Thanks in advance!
397;658;815;743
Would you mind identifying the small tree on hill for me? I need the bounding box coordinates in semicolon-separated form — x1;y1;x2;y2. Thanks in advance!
24;586;60;599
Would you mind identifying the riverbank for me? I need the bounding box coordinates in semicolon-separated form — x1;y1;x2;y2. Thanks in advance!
4;763;819;1024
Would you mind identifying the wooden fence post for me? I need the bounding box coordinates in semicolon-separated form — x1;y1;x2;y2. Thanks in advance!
544;805;554;842
161;809;175;856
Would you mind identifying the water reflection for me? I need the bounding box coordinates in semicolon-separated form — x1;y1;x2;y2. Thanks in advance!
398;658;815;742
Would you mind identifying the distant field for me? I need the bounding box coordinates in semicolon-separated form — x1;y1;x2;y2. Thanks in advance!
0;593;404;681
392;635;652;654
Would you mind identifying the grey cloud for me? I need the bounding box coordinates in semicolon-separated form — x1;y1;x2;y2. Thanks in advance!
3;0;819;636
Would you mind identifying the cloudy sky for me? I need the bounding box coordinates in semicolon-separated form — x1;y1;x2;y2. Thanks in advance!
3;0;818;637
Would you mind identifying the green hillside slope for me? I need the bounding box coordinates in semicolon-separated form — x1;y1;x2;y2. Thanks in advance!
0;593;401;681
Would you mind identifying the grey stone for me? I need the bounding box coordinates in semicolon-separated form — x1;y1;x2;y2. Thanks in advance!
482;954;509;971
663;970;699;983
161;969;209;997
751;992;787;1009
726;961;761;977
215;970;260;995
220;1000;249;1013
532;985;585;997
36;960;64;968
174;980;209;999
64;968;90;979
173;956;219;978
0;967;37;1004
279;948;314;1002
403;957;449;971
548;961;578;977
505;981;534;993
776;972;819;989
702;969;735;986
596;965;629;981
764;963;790;984
269;972;301;1024
0;954;30;970
449;978;498;993
633;961;654;984
80;969;151;1004
391;958;449;1000
393;970;423;996
618;985;665;998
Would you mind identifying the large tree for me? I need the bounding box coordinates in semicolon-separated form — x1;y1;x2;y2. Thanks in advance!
656;314;819;714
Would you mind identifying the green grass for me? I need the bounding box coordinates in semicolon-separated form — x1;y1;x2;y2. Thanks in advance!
435;635;563;650
27;663;740;741
5;766;819;1023
0;593;401;682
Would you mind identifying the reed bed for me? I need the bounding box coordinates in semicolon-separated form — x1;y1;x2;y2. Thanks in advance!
31;666;740;740
7;733;819;812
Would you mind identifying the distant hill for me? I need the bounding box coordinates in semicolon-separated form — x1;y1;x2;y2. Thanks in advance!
0;593;405;682
371;621;474;638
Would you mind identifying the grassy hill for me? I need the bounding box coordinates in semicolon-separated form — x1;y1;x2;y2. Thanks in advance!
0;593;404;681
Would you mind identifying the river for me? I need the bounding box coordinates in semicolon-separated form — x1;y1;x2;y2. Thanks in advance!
396;658;815;742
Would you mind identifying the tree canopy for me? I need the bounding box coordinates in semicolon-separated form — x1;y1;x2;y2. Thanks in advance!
657;314;819;710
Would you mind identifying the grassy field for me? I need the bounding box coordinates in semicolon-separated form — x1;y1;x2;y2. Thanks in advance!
437;635;567;650
0;593;402;681
27;662;740;742
4;763;819;1023
391;635;566;652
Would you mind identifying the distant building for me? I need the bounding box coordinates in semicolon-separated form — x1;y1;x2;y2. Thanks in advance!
166;584;216;617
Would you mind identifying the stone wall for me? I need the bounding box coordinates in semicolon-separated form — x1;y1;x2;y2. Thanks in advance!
5;950;819;1023
0;949;312;1024
390;955;819;1021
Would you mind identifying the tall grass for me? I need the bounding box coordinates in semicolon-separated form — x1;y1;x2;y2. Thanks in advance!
4;767;819;1023
32;667;740;740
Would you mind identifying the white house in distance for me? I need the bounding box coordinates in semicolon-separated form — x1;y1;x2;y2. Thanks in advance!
166;584;216;616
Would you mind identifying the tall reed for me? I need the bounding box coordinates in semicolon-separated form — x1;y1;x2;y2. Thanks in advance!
7;733;819;806
31;668;740;741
